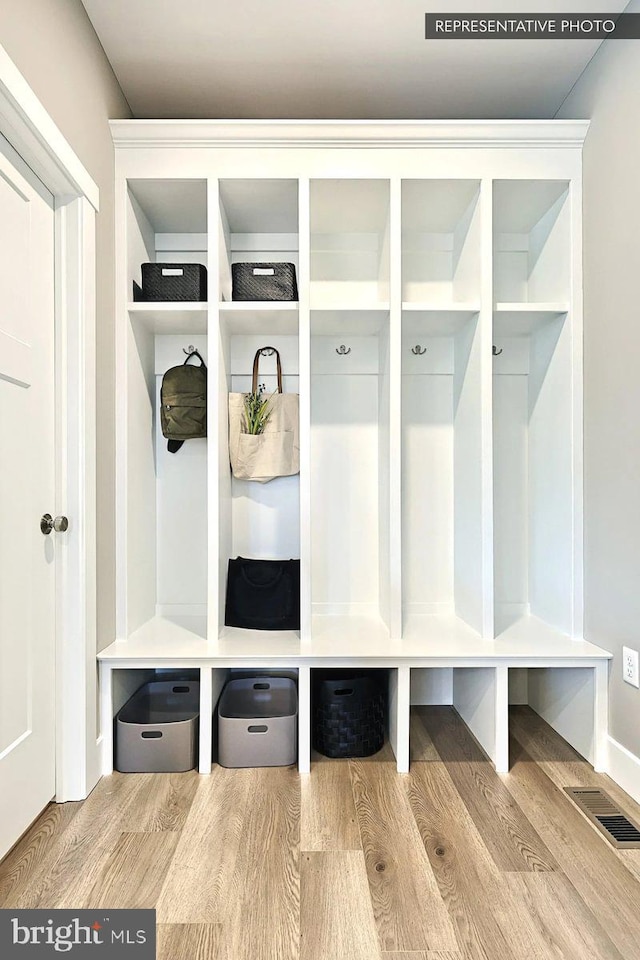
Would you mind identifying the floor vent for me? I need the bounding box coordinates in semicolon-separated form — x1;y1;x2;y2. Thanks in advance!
565;788;640;848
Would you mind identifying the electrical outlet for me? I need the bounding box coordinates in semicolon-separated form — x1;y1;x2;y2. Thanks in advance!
623;646;640;688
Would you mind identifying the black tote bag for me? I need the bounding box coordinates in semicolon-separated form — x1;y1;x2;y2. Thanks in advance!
224;558;300;630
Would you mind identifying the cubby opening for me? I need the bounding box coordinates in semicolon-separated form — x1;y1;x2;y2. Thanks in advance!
410;667;499;764
310;311;391;643
123;180;208;642
215;181;301;641
218;179;299;303
401;309;485;642
310;667;394;764
216;326;300;641
402;179;481;306
214;668;299;768
310;179;390;309
508;666;595;764
110;667;203;773
127;178;208;313
493;310;573;637
493;180;569;306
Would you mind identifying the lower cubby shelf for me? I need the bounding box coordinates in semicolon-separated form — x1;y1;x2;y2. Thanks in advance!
99;629;611;778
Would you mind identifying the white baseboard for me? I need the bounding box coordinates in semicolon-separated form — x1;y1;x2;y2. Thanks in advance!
606;736;640;805
55;735;102;802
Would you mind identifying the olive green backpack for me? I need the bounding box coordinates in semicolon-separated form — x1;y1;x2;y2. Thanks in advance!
160;349;207;453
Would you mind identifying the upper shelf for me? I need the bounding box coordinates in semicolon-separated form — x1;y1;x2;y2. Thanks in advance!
493;180;570;305
128;302;207;334
219;302;299;335
494;303;569;337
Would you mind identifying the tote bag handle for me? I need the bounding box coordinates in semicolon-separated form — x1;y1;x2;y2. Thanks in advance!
252;347;283;394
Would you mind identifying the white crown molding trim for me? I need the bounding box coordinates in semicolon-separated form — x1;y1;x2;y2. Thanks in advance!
109;119;589;150
0;44;99;209
606;735;640;807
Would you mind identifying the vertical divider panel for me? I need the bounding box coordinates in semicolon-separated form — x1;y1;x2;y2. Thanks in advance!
453;667;498;764
480;178;495;639
198;665;213;774
388;665;410;773
495;664;509;772
207;178;218;639
570;173;584;639
388;179;403;639
207;178;226;640
99;662;114;776
593;661;608;772
298;179;312;644
115;177;129;640
452;319;484;634
298;665;311;773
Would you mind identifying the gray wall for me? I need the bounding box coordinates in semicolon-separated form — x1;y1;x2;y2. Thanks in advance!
0;0;131;651
557;2;640;758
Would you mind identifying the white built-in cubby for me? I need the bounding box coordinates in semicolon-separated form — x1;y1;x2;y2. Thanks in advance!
493;308;575;638
310;179;390;309
122;178;208;642
401;308;485;641
101;121;610;779
215;179;301;644
493;179;570;307
310;310;391;643
402;179;481;307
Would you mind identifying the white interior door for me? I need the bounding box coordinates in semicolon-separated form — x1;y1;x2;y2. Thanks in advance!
0;134;57;860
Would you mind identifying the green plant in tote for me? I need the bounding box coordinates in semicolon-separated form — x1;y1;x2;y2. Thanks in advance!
242;382;273;435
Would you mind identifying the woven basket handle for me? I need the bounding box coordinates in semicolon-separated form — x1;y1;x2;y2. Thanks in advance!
252;347;283;394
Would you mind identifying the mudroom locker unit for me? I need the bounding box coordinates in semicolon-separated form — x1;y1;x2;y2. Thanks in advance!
98;120;611;777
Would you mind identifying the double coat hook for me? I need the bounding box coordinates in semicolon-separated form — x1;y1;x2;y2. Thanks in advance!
336;344;351;355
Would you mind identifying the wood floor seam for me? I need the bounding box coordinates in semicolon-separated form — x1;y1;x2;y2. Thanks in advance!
3;707;640;960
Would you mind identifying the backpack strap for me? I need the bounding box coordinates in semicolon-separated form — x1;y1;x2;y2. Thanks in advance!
184;348;207;369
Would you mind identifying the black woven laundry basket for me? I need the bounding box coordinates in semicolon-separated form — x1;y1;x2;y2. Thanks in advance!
312;673;385;759
232;262;298;301
134;262;207;302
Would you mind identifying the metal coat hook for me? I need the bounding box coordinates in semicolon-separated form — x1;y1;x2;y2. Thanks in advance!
183;344;197;356
336;344;351;355
411;345;427;356
259;347;276;357
492;345;503;356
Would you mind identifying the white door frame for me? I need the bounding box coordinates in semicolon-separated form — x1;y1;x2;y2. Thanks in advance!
0;45;99;801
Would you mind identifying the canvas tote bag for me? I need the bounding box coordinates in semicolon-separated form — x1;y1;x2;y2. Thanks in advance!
228;347;299;483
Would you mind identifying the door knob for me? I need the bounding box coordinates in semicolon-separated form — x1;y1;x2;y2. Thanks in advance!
40;514;69;535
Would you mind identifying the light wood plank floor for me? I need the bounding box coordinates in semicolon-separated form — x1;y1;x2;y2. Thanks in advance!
2;706;640;959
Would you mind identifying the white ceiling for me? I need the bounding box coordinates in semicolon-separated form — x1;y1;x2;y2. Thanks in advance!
81;0;627;120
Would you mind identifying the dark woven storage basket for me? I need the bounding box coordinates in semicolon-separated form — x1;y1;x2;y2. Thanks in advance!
232;262;298;301
312;674;385;759
134;262;207;302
